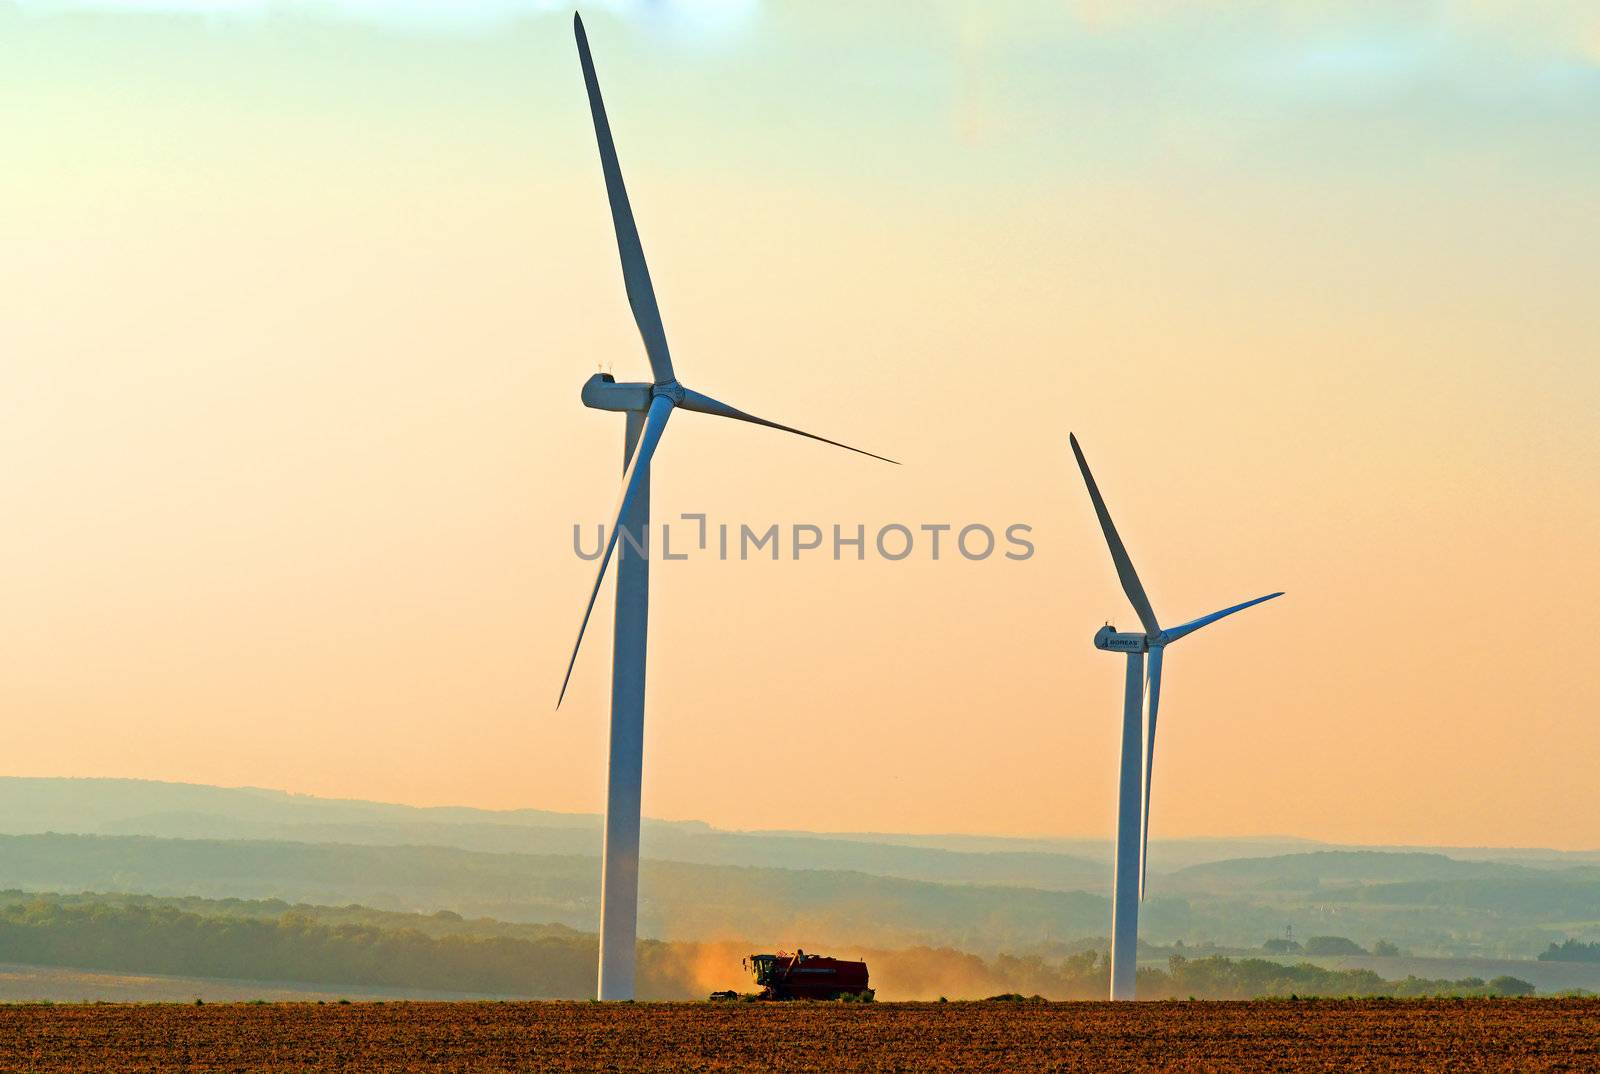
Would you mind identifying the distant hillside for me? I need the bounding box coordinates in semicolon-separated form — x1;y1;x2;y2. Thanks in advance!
11;778;1592;893
6;831;1600;959
0;778;1109;894
1168;851;1600;920
1170;851;1535;894
0;777;619;838
7;779;1600;960
1146;850;1600;958
0;832;1108;952
1342;872;1600;917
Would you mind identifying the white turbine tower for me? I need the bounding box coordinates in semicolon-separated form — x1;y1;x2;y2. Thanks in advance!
1069;433;1282;1001
559;13;896;1001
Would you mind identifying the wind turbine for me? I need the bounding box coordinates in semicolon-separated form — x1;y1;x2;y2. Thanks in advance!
1069;433;1281;1001
559;13;895;1001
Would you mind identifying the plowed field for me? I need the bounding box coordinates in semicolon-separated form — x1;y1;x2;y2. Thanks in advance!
2;999;1595;1072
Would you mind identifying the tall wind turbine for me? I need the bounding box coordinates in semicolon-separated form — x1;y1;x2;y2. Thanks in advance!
560;13;895;1001
1069;433;1281;1001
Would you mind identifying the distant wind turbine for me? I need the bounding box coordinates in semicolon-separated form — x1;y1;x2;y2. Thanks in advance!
1069;433;1282;1001
560;12;896;1001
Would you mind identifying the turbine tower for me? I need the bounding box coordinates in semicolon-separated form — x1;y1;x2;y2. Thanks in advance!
1069;433;1281;1001
560;13;895;1001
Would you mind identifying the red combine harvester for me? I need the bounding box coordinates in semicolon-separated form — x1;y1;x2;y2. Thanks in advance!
710;950;872;1001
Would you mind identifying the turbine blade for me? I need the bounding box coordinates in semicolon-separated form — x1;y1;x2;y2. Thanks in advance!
1139;646;1163;901
573;13;675;385
678;386;898;464
1158;592;1284;646
557;395;675;707
1069;434;1160;635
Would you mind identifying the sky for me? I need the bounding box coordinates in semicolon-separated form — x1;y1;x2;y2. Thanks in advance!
2;0;1598;850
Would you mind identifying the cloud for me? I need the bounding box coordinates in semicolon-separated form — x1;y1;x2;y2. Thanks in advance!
1063;0;1600;67
12;0;760;35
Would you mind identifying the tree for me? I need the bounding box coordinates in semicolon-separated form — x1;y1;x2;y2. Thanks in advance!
1303;936;1367;956
1488;976;1536;997
1371;940;1401;958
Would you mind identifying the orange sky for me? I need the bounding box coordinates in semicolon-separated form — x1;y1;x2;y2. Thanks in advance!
2;3;1598;849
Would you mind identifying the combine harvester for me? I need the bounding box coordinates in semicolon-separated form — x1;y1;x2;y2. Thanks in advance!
710;950;872;1001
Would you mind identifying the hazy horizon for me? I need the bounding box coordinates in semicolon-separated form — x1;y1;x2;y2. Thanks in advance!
5;773;1598;856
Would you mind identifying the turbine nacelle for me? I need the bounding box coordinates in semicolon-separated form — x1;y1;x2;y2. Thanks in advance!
582;373;655;413
1094;626;1150;653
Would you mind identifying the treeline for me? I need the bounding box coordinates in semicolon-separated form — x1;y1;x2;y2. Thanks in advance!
1537;939;1600;963
1141;956;1536;1000
867;949;1540;1001
0;893;740;999
0;898;599;998
0;890;585;945
0;893;1552;1001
